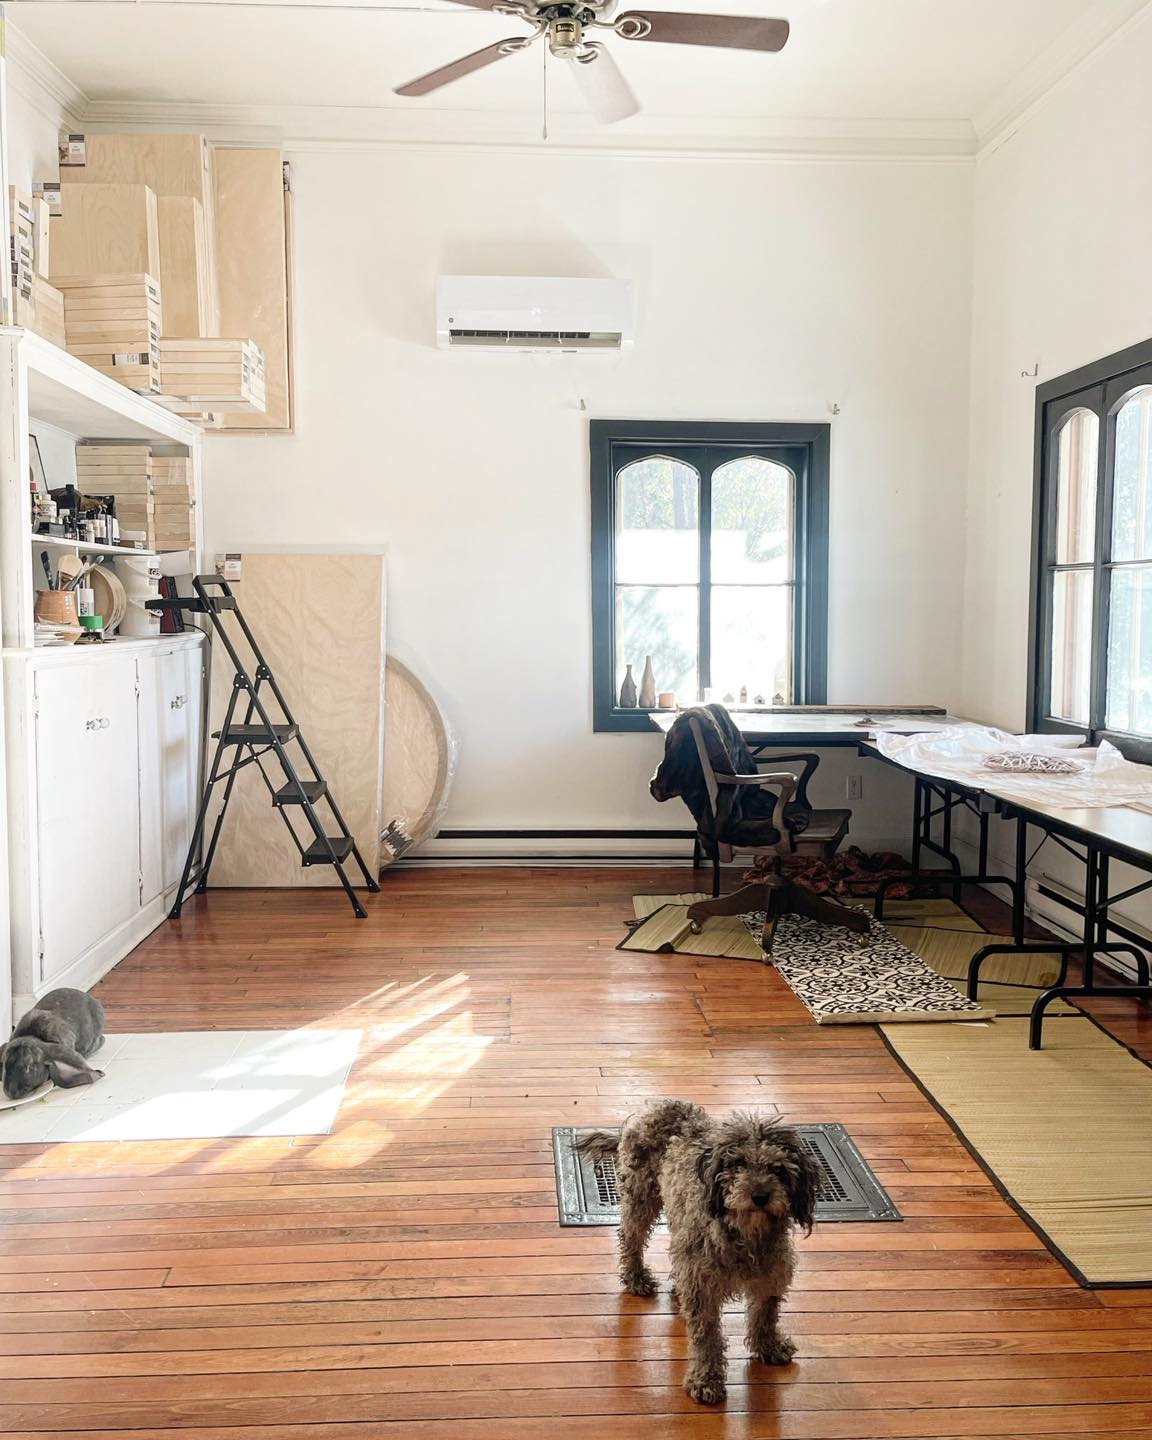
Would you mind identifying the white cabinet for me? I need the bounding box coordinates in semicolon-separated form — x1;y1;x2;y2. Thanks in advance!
3;634;206;1012
140;645;206;902
34;656;143;986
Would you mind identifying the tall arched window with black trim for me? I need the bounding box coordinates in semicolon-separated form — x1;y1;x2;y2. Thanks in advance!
590;421;829;732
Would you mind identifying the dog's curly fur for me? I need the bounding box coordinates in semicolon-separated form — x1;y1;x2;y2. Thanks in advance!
579;1099;819;1406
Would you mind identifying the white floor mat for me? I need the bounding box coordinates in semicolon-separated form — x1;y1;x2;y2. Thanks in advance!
0;1029;362;1143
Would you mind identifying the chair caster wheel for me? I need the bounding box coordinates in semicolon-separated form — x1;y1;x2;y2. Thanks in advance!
689;921;702;935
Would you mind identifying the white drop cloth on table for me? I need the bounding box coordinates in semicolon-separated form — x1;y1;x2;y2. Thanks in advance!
875;726;1152;808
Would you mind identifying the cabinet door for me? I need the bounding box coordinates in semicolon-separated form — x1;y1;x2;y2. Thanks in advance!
166;647;204;889
35;658;142;985
139;646;205;901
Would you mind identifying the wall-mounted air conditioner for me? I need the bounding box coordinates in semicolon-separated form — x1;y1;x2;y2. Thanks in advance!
436;275;635;354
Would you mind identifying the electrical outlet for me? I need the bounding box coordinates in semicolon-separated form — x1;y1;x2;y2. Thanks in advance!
846;774;864;801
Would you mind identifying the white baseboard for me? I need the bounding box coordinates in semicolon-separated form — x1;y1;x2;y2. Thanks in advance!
14;887;176;1016
950;833;1145;980
410;831;911;864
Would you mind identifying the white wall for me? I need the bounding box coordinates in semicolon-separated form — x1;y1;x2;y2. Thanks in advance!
961;9;1152;729
202;148;972;845
959;11;1152;952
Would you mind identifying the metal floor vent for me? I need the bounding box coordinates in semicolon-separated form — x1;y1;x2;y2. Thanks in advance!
553;1123;900;1226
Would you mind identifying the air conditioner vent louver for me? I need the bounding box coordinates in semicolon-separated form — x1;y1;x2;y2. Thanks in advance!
448;328;621;350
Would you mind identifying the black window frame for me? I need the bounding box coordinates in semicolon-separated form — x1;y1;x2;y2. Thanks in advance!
590;419;829;733
1029;335;1152;763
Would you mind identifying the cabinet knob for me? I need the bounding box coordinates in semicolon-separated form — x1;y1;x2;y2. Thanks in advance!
170;694;187;710
86;717;111;730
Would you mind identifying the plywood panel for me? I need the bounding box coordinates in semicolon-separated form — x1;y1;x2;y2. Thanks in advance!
213;148;291;430
50;184;160;281
65;134;212;197
208;553;385;886
157;196;210;337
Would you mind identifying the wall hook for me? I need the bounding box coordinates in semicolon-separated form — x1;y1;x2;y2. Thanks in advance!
1021;363;1039;378
828;402;841;416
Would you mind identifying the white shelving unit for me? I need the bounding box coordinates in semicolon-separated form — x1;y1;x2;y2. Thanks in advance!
0;327;210;1025
1;327;203;651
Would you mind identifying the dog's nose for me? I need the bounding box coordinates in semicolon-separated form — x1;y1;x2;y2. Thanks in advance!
751;1192;771;1208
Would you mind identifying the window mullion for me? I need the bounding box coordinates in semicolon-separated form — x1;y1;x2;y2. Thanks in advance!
1090;398;1115;736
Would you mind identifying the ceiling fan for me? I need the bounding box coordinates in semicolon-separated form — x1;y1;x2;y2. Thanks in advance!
393;0;790;124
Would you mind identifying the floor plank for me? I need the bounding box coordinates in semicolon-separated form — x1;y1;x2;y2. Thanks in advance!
1;866;1148;1439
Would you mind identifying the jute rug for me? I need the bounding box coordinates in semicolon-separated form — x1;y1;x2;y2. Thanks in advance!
882;1016;1152;1285
625;895;1071;1021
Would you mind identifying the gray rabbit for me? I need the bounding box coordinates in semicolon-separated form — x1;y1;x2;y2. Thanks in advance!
1;989;106;1100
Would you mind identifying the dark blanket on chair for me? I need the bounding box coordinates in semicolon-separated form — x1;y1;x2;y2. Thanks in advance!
650;705;812;845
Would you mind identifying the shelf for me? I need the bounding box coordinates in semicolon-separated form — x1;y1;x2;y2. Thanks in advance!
3;328;200;446
31;536;158;558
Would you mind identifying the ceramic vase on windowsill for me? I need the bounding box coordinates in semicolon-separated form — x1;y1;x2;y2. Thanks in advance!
619;664;638;708
639;656;657;710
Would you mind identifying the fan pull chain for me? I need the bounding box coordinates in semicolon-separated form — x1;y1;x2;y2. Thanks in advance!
541;40;549;141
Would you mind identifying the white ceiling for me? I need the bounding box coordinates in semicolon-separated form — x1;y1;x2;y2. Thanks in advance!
6;0;1147;147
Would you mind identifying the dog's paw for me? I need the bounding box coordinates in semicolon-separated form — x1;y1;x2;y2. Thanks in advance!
685;1372;727;1406
622;1267;658;1297
753;1334;797;1365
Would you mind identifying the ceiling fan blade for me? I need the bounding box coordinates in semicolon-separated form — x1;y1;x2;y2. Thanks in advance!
615;11;789;51
572;45;640;124
394;35;529;96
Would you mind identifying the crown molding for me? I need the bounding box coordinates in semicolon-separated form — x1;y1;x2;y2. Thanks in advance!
75;99;977;161
4;21;87;127
974;0;1152;153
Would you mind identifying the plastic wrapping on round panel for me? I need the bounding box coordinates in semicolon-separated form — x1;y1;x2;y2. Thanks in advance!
380;657;457;863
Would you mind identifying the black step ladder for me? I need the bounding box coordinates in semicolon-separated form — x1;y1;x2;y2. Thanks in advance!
151;574;381;919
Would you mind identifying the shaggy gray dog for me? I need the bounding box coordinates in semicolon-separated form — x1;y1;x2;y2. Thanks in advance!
580;1099;819;1405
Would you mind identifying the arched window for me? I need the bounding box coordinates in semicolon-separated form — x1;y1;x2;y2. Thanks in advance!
591;422;829;731
1033;341;1152;750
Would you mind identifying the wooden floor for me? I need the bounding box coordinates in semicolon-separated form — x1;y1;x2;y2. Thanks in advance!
3;866;1152;1440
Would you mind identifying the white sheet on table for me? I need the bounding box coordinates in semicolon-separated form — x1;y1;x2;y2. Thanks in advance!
874;726;1152;808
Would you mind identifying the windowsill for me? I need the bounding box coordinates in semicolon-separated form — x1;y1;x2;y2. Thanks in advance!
595;708;668;734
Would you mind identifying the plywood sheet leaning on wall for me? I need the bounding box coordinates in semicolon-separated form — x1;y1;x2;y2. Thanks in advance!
157;196;211;336
207;553;386;887
50;184;160;279
213;149;292;430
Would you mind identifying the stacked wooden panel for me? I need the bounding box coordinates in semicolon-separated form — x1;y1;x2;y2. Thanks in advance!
62;134;219;339
158;337;266;413
151;454;196;551
9;188;64;345
74;444;155;548
9;187;34;304
57;273;162;393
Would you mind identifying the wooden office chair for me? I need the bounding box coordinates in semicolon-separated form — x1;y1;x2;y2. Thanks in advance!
684;713;851;896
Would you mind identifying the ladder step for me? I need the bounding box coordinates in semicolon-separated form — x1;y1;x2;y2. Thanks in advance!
214;723;299;744
302;836;356;865
273;779;328;807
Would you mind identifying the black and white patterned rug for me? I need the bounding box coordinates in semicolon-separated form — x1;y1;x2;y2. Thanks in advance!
742;910;993;1025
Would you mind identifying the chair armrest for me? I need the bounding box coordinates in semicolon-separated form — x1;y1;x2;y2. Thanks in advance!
755;752;820;807
716;772;796;843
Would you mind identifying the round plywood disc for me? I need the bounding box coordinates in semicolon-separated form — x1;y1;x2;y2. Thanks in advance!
380;657;455;864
